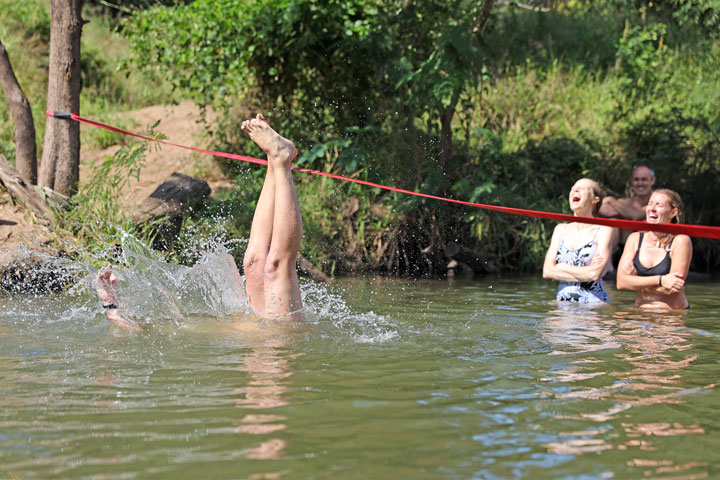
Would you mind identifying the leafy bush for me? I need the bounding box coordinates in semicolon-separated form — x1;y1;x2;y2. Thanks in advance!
113;1;720;274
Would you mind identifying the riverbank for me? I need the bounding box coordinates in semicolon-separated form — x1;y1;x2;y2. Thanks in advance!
0;101;227;288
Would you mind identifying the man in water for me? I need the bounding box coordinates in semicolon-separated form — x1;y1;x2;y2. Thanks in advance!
95;114;305;330
598;165;657;271
599;165;656;222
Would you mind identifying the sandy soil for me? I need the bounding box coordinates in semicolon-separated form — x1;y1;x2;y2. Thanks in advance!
0;101;232;264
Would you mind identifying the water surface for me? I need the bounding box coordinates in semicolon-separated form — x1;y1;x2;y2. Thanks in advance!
2;269;719;479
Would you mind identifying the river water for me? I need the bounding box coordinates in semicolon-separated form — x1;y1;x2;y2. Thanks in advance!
1;251;719;479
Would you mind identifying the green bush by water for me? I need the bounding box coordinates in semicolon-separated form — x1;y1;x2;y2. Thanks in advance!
3;1;719;274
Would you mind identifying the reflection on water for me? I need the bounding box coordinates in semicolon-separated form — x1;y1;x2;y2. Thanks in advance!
541;305;715;478
1;244;720;479
230;325;295;461
542;304;620;355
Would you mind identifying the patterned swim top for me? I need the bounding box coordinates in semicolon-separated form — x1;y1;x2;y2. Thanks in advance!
555;225;610;304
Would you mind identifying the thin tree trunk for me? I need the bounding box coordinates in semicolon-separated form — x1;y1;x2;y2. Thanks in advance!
437;85;461;175
474;0;496;33
0;38;37;185
39;0;84;196
438;102;456;171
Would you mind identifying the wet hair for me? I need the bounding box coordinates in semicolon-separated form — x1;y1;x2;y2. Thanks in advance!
652;188;684;224
577;178;606;216
632;164;656;179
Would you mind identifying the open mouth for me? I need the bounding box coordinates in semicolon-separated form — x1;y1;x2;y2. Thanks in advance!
647;213;659;221
571;195;581;202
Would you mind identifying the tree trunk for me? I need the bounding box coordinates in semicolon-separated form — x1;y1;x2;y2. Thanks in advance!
474;0;496;33
437;87;460;188
0;38;37;185
39;0;84;196
438;102;455;171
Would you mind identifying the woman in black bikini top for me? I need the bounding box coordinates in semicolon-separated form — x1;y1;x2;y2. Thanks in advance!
616;189;692;310
633;232;672;276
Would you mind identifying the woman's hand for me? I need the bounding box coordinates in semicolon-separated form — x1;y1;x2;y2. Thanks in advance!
660;272;685;294
590;255;605;267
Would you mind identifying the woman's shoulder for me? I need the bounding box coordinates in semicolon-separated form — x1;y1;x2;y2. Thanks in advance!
620;231;641;255
551;222;568;235
597;224;615;235
625;231;641;243
671;234;692;249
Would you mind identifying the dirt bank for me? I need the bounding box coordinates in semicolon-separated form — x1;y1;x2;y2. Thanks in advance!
0;101;227;266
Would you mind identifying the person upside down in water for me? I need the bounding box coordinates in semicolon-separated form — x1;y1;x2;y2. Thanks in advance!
94;114;305;330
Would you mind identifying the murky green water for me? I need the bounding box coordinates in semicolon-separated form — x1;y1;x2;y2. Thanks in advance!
2;272;720;479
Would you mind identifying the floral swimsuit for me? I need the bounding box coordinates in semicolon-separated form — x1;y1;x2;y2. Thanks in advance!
555;226;609;304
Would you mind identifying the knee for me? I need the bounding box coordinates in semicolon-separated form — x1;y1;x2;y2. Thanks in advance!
243;248;266;275
263;250;295;280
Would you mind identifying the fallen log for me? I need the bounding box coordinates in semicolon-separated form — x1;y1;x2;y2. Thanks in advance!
130;172;210;250
0;154;53;222
297;253;331;283
445;240;497;275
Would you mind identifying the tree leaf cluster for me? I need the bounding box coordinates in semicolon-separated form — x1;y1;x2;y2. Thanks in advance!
119;0;720;274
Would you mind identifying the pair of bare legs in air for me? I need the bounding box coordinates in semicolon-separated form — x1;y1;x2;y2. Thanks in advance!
95;114;304;330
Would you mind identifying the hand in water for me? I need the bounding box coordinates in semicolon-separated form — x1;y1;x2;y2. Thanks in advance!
94;265;118;306
94;265;146;332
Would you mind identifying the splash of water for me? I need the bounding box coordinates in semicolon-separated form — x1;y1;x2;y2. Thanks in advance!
1;228;398;344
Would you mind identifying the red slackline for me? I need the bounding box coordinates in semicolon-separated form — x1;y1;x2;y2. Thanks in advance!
47;110;720;240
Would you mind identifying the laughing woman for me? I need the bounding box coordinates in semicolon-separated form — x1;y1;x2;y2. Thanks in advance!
616;189;692;310
543;178;615;304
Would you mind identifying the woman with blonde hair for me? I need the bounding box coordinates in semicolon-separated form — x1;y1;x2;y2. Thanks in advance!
543;178;615;303
616;189;692;310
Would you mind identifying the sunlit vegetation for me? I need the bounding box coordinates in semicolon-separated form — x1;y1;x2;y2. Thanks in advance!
2;0;719;274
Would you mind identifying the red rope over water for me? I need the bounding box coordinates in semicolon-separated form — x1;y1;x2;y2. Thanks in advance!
47;110;720;240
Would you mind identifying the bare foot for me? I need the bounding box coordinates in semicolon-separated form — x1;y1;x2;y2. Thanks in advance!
241;114;297;170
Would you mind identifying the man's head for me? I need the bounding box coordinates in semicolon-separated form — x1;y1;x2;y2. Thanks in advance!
631;165;656;198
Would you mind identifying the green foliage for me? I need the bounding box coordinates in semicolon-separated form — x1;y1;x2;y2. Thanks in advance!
578;0;720;33
671;0;720;34
54;129;163;255
616;23;669;103
124;0;387;152
0;0;50;42
108;2;717;274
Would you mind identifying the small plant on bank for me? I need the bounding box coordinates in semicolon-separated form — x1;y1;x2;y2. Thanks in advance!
52;125;164;259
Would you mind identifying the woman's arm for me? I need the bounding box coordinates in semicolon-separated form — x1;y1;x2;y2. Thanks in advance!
659;235;692;294
543;225;609;283
616;233;691;293
616;233;650;290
